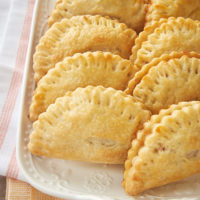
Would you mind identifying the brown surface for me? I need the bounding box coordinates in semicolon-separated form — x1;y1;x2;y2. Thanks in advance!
31;187;65;200
5;178;31;200
5;178;65;200
0;176;6;200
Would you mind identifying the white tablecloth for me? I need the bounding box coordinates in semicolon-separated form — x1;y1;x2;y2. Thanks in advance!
0;0;36;181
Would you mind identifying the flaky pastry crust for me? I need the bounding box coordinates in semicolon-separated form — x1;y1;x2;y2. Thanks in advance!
126;52;200;94
130;17;200;69
146;0;200;26
33;15;136;82
30;51;137;121
133;54;200;113
48;0;148;32
28;86;151;164
123;101;200;195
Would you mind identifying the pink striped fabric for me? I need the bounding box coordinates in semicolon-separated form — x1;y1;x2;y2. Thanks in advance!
0;0;35;179
6;148;19;178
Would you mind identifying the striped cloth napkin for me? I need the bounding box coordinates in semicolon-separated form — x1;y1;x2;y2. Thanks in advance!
0;0;66;199
0;0;35;181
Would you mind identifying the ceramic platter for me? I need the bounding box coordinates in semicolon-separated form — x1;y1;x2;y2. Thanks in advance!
17;0;200;199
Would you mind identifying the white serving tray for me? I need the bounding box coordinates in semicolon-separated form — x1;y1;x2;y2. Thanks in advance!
17;0;200;199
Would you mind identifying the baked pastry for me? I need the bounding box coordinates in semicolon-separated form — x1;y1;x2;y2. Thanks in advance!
48;0;148;32
146;0;200;26
131;17;200;69
123;101;200;195
33;15;136;82
28;86;151;164
126;52;200;113
29;51;136;121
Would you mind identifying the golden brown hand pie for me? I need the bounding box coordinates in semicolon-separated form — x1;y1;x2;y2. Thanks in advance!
146;0;200;26
126;52;200;113
48;0;148;32
28;86;151;164
123;101;200;195
131;17;200;69
126;52;187;94
30;51;137;121
33;15;136;82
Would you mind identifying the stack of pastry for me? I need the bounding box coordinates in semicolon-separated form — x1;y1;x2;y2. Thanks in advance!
28;0;200;196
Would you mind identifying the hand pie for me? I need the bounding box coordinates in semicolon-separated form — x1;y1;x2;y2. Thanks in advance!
123;101;200;195
127;52;200;113
131;17;200;69
28;86;151;164
29;51;137;121
126;52;192;94
33;15;136;82
48;0;148;32
146;0;200;26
